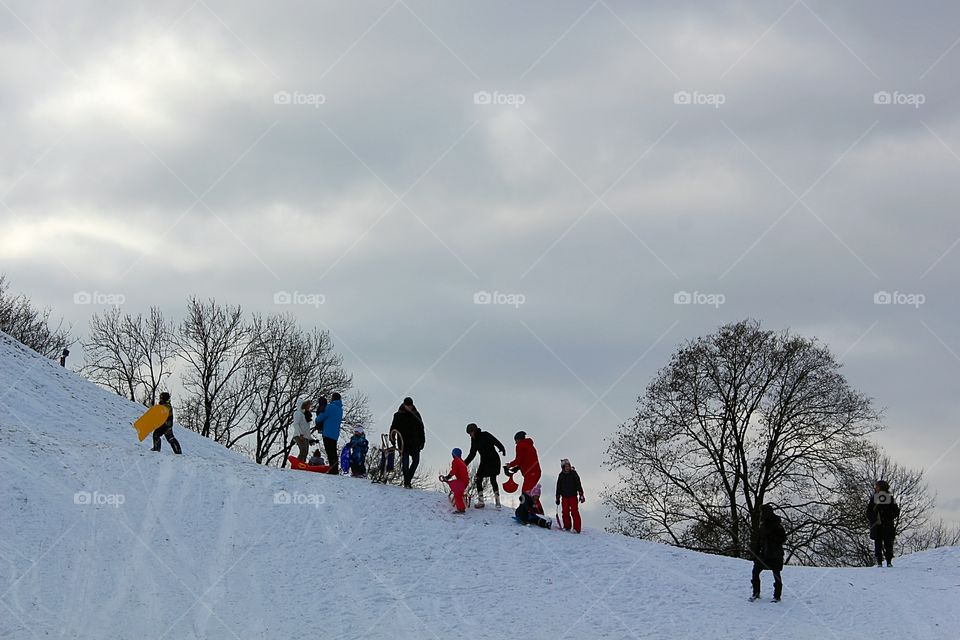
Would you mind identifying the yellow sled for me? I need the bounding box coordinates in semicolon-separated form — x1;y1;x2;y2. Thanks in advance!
134;405;170;441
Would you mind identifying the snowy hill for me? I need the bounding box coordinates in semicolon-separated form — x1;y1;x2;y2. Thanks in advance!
1;332;958;640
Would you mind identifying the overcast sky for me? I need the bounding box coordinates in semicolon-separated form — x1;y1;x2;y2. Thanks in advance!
3;1;959;527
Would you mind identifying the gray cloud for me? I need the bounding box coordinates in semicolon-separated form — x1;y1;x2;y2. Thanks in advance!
3;0;960;526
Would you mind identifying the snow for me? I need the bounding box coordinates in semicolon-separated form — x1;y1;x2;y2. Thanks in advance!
1;331;958;640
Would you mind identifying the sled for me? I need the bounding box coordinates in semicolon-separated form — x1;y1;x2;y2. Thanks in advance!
371;431;403;484
287;455;331;473
134;405;170;441
340;446;352;475
502;472;519;494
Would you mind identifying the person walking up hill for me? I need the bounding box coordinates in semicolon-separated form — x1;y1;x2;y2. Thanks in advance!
464;423;506;508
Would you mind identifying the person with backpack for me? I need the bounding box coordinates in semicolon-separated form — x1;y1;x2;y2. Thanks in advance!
750;504;787;602
505;431;542;511
349;426;369;477
866;480;901;567
151;392;182;454
515;484;551;528
390;397;425;488
464;423;507;509
313;393;343;475
441;448;470;513
555;458;585;533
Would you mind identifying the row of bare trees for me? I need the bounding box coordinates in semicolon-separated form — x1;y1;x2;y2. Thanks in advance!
605;319;959;567
81;297;371;467
0;275;72;359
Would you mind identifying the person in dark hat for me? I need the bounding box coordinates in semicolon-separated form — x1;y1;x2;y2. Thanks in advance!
464;423;506;509
867;480;901;567
505;430;542;512
750;504;786;602
151;392;182;454
390;397;425;488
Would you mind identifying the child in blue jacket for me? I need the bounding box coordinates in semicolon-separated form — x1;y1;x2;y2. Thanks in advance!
349;425;369;477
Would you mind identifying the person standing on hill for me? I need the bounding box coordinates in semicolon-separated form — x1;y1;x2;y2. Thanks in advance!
867;480;901;567
313;393;343;475
151;392;182;454
441;448;470;513
555;458;585;533
464;423;506;509
390;397;425;488
291;399;313;462
750;504;786;602
505;431;541;510
349;425;369;477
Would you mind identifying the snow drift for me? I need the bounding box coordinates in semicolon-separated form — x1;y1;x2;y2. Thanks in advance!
1;332;958;640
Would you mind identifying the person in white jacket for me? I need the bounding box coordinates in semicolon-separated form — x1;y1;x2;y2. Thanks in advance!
292;399;314;462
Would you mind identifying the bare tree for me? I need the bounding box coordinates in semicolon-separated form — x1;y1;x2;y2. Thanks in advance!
0;275;72;359
230;314;369;466
81;307;141;401
605;319;883;565
81;307;175;405
175;298;254;439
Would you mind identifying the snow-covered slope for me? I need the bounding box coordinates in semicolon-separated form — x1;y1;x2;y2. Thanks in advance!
1;332;958;640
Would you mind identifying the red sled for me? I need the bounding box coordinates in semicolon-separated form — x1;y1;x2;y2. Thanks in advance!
288;455;331;473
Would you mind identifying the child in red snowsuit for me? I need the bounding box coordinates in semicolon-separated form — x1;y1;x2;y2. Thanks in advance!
442;448;470;513
556;458;585;533
506;431;542;511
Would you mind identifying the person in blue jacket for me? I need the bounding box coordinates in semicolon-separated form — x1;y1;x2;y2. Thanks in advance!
313;392;344;475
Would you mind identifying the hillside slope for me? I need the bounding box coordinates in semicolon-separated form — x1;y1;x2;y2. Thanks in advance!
1;332;958;640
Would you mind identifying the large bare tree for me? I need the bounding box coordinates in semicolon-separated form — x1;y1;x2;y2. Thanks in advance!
175;298;254;440
605;319;883;565
81;307;176;405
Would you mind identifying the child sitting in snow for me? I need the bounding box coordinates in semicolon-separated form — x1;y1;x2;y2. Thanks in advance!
516;484;552;528
307;449;325;467
441;448;470;513
349;426;369;477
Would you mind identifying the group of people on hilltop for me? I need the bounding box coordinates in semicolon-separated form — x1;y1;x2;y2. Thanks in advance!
147;392;907;594
440;425;586;532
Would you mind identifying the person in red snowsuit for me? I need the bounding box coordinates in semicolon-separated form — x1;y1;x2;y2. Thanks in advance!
442;448;470;513
555;458;585;533
505;431;542;511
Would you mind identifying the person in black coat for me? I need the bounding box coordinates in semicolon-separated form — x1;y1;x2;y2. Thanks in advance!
866;480;901;567
464;423;506;508
750;503;786;602
151;392;182;454
389;397;425;488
